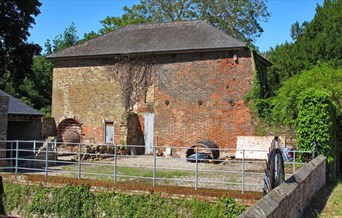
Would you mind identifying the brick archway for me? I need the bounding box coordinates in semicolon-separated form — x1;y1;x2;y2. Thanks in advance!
57;118;82;144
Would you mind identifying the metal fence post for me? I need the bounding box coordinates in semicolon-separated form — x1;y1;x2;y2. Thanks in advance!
33;140;36;153
78;143;82;180
10;142;13;169
114;144;117;183
293;150;296;174
45;142;49;177
153;145;157;187
242;149;245;194
54;139;57;163
15;140;19;174
195;147;198;190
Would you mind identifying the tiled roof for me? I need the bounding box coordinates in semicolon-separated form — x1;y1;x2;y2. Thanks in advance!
0;90;43;116
47;20;246;59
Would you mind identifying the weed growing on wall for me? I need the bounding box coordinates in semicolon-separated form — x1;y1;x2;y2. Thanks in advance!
2;183;245;218
106;56;157;110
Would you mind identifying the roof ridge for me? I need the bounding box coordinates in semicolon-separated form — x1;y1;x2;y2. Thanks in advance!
119;20;204;30
47;20;205;58
47;20;248;59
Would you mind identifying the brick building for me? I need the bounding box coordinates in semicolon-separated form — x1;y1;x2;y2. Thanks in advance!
0;90;44;166
47;21;270;152
0;90;44;140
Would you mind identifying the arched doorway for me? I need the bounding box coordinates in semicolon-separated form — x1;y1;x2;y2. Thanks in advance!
57;118;82;145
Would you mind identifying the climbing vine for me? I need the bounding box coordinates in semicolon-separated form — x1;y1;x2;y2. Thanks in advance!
245;69;272;122
296;89;336;164
106;55;158;110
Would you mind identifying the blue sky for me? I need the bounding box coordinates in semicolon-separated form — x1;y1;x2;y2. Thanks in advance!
28;0;324;53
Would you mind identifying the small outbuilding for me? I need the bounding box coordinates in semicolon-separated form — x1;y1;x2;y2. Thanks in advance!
0;90;45;167
0;90;44;140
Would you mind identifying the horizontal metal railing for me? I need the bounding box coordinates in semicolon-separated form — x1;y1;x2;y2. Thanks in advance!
0;140;312;193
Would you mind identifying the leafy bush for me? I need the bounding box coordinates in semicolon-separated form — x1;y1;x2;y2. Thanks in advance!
2;183;245;218
296;89;336;163
271;64;342;127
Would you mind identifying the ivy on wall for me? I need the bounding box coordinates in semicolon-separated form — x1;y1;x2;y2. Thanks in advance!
296;89;336;164
106;56;157;110
245;69;272;123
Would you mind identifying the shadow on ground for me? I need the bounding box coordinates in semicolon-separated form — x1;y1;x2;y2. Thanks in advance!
0;176;6;215
301;181;337;218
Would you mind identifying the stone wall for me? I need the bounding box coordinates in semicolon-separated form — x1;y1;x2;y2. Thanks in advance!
41;117;57;138
238;155;327;218
52;49;262;148
52;61;125;144
0;96;8;167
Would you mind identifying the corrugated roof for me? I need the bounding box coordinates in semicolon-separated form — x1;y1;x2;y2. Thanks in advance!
0;90;43;116
47;20;246;60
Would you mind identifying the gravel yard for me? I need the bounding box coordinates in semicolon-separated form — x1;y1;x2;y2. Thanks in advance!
47;155;267;192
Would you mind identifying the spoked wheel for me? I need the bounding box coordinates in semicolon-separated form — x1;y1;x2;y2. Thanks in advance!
263;148;285;195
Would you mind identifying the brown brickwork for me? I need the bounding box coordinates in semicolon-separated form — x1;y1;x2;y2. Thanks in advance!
52;49;267;149
154;50;254;149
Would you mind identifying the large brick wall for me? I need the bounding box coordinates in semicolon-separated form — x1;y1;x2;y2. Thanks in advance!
52;61;126;144
154;50;254;148
238;155;327;218
52;49;261;148
0;96;8;167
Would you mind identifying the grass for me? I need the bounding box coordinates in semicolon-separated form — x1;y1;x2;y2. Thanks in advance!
319;181;342;217
2;182;247;218
63;164;192;179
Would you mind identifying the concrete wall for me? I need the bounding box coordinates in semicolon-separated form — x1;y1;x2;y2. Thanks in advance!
52;49;262;148
0;96;8;167
238;155;326;218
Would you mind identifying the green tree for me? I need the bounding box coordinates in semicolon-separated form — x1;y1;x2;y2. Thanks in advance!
26;56;53;115
267;0;342;94
45;22;79;54
100;0;270;45
290;21;309;41
271;64;342;127
0;0;42;94
100;3;152;34
77;31;99;44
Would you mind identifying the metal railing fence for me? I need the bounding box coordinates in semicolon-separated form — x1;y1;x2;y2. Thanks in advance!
0;140;312;193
